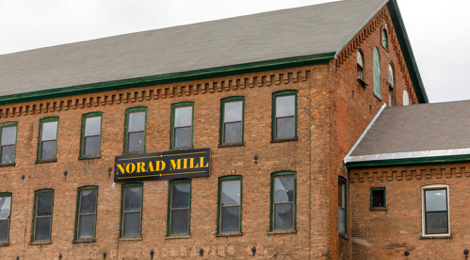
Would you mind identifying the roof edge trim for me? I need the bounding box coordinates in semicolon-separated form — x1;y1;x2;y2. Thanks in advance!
346;153;470;169
0;52;336;106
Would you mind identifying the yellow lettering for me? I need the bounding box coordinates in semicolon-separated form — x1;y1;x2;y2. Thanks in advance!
200;157;209;168
190;158;199;168
146;161;155;172
116;164;125;174
126;163;136;173
137;162;146;173
183;158;188;169
156;160;166;171
170;159;181;170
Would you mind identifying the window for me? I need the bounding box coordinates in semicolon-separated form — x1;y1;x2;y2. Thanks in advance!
81;113;102;157
124;107;147;153
171;103;194;149
357;50;365;82
338;177;347;235
0;122;17;164
388;63;396;106
75;186;98;240
120;183;143;238
373;47;381;98
382;28;388;49
220;97;244;145
403;90;410;106
0;193;12;244
370;188;386;208
272;91;297;140
422;185;449;236
168;180;191;236
271;172;296;231
218;176;242;234
38;118;59;161
32;190;54;242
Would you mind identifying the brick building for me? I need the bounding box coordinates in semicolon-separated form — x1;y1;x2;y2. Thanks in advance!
0;0;427;259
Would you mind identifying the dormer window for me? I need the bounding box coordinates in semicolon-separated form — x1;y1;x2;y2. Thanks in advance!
357;50;365;84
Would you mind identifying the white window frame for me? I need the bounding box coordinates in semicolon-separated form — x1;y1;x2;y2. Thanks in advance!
421;184;450;237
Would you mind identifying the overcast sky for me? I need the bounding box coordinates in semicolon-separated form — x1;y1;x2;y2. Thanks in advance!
0;0;468;103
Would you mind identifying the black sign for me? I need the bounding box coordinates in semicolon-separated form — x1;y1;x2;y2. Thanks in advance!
114;148;210;182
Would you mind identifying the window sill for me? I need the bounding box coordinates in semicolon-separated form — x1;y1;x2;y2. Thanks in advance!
357;78;368;86
419;235;452;240
122;151;146;155
165;235;191;240
370;207;387;211
0;242;9;247
270;137;298;143
338;233;349;240
0;163;15;167
30;241;52;245
218;143;245;148
78;156;101;160
72;239;96;244
35;159;57;164
373;93;382;101
170;147;194;151
268;229;297;235
118;237;142;241
216;232;242;237
382;45;389;52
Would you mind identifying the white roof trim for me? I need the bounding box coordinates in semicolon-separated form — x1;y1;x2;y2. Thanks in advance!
345;148;470;163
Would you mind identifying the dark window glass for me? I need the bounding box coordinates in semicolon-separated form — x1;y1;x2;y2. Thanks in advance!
1;145;15;164
127;112;145;152
40;121;58;160
273;176;294;230
122;187;142;237
34;193;53;241
223;101;243;144
170;183;190;235
83;116;101;156
425;189;448;234
382;29;388;49
372;190;385;207
275;95;295;139
0;196;11;243
78;189;97;239
338;181;346;235
173;106;192;148
220;180;241;233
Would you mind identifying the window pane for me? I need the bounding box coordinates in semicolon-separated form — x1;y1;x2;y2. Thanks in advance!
35;217;51;241
124;187;142;211
372;190;384;207
127;132;144;151
1;146;15;164
276;117;295;138
174;106;192;127
78;215;95;239
171;209;189;234
172;184;190;209
221;207;239;232
274;176;294;203
221;180;240;206
338;207;346;235
0;197;11;219
84;117;101;136
224;122;242;143
84;136;100;155
357;51;364;67
426;212;448;234
128;112;145;132
425;189;447;212
123;212;140;237
276;95;295;117
388;64;394;85
373;47;381;96
0;219;8;243
1;126;16;145
274;203;294;230
174;127;191;148
338;182;344;208
37;194;53;216
80;190;97;214
40;140;56;160
41;121;58;141
224;101;243;122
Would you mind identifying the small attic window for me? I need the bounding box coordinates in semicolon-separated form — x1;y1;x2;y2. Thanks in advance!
382;24;388;49
357;50;366;85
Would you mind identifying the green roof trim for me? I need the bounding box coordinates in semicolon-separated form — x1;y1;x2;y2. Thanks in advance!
0;52;335;106
346;154;470;169
387;0;428;103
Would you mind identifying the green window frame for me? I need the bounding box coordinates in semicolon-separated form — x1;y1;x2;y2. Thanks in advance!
0;192;12;244
167;179;191;237
219;97;245;145
31;189;54;242
37;117;59;161
74;186;99;241
80;112;103;158
338;177;347;236
373;47;381;98
124;107;147;153
217;176;242;235
0;122;18;165
120;183;143;238
382;29;388;49
170;102;194;150
272;90;298;141
370;187;386;209
270;172;296;232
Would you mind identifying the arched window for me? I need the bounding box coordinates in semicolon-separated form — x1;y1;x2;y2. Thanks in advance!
388;63;395;106
403;90;410;106
357;50;365;82
373;47;381;97
382;29;388;49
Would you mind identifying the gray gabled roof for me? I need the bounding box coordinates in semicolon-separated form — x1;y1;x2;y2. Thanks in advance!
0;0;387;99
345;100;470;165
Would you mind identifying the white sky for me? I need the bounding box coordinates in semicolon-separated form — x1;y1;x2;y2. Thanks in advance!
0;0;469;103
